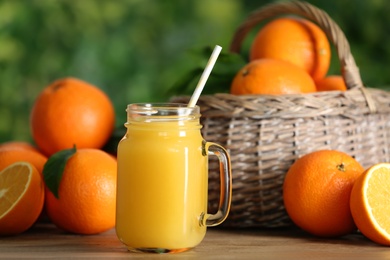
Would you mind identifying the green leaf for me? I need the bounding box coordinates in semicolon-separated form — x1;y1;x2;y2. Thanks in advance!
166;67;204;96
212;51;247;76
43;146;77;199
166;45;247;96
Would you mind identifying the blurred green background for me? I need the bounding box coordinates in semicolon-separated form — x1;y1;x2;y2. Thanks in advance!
1;0;390;143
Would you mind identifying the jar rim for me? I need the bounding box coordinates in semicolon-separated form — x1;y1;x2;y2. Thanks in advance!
127;103;200;118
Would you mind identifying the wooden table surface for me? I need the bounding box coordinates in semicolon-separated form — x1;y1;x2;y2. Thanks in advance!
1;223;390;259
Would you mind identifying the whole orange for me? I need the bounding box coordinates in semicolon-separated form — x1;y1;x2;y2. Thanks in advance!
0;147;47;175
283;150;364;237
30;77;115;156
316;75;347;91
250;17;331;81
230;59;317;95
45;148;117;235
0;141;40;153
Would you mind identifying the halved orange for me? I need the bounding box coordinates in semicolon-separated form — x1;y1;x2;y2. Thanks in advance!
350;163;390;246
0;162;45;236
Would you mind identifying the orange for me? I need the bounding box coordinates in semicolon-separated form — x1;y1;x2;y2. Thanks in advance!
283;150;364;237
350;163;390;246
230;59;317;95
316;75;347;91
0;162;45;236
30;77;115;156
0;147;47;175
0;141;40;153
45;148;117;235
250;17;331;81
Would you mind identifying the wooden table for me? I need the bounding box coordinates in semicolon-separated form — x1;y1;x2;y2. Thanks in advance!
1;223;389;259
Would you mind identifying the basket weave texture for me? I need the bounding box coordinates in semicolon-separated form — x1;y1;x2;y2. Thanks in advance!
172;1;390;228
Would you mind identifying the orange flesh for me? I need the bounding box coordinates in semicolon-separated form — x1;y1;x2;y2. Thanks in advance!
0;164;30;218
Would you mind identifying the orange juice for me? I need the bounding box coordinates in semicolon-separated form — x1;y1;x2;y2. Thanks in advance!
116;104;232;253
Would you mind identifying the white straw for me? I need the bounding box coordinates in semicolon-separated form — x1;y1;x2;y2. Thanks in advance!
187;45;222;107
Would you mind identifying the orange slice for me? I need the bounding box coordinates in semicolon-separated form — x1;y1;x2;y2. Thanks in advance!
0;162;45;236
350;163;390;245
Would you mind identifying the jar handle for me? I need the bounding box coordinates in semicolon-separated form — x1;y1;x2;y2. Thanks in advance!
202;141;232;227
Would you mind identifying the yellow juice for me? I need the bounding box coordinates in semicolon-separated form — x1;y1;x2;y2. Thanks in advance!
116;119;208;251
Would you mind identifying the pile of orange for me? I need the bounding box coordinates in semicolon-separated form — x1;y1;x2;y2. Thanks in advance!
0;77;117;236
283;149;390;246
230;17;347;95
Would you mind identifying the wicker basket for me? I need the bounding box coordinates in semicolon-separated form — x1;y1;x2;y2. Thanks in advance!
172;1;390;228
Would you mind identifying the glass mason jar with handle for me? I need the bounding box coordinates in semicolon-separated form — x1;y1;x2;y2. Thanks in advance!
116;103;232;253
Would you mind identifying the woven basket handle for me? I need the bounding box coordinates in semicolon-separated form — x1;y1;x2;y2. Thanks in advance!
229;1;363;90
